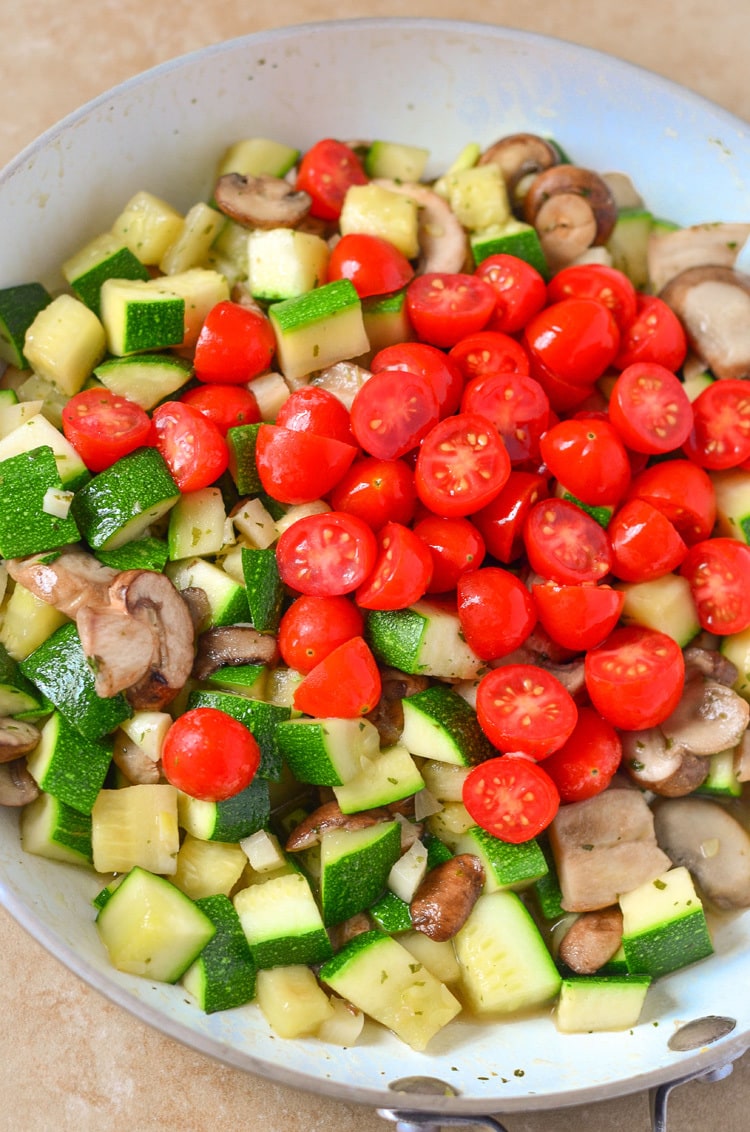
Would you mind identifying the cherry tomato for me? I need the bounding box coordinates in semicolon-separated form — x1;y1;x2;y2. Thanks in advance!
474;253;547;334
355;521;433;610
523;298;620;388
415;412;511;517
161;707;260;802
413;514;486;593
614;294;687;372
277;594;364;674
150;400;228;491
61;388;151;473
350;368;439;460
682;379;750;470
532;581;625;652
523;497;612;584
472;471;550;563
475;664;578;759
608;498;688;583
541;707;622;804
193;300;276;384
680;537;750;635
456;567;536;661
255;424;356;505
449;330;531;381
275;385;355;446
608;363;694;455
371;342;464;418
328;456;417;532
460;370;550;465
293;636;381;718
275;510;377;596
462;754;560;844
546;263;637;334
539;417;632;507
327;232;413;297
406;272;496;348
584;625;685;731
179;384;260;436
295;138;368;221
627;458;716;544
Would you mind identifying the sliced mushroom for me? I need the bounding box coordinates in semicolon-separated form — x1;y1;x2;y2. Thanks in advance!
0;718;41;763
371;179;468;273
285;800;390;852
620;727;710;797
683;646;738;687
523;165;618;252
557;906;624;975
660;675;750;756
653;795;750;909
409;853;485;941
213;172;312;229
478;133;560;205
192;625;279;682
647;222;750;293
548;788;672;912
659;265;750;381
0;758;40;806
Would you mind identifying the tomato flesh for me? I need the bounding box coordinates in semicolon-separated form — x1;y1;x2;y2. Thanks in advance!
462;754;560;844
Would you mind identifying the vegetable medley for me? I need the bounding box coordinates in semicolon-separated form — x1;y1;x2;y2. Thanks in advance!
1;126;750;1051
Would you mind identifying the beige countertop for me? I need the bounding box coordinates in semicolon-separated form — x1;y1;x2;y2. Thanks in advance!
1;2;749;1129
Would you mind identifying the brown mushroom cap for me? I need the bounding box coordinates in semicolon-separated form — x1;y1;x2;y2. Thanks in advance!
659;264;750;381
213;172;312;229
523;165;618;247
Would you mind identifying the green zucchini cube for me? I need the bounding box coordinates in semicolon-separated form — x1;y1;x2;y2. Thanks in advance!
0;282;53;368
26;711;113;815
19;622;132;740
0;445;80;557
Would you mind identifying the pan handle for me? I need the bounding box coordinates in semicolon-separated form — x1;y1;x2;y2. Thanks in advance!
377;1110;509;1131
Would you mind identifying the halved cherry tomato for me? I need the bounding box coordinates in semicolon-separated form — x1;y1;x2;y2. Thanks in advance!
406;272;496;348
475;664;578;759
472;471;550;563
161;707;260;802
680;537;750;635
292;636;382;718
277;594;364;674
539;417;632;507
350;368;439;460
275;511;377;596
413;514;486;593
614;294;687;372
546;263;637;334
355;521;433;610
531;581;625;652
608;498;687;582
371;342;464;418
179;384;260;435
456;567;536;661
193;300;276;384
328;456;417;532
584;625;685;730
523;497;612;584
627;458;716;544
295;138;368;221
150;400;228;491
682;379;750;470
449;330;531;381
460;371;550;465
462;754;560;844
415;412;511;517
541;706;622;804
61;388;151;473
327;232;414;297
608;362;694;455
523;298;620;388
474;254;547;335
255;424;357;504
275;385;355;446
